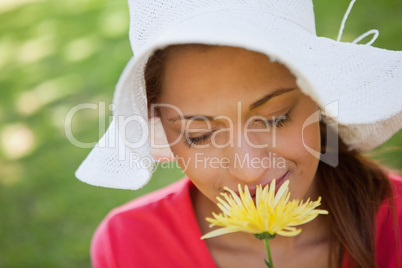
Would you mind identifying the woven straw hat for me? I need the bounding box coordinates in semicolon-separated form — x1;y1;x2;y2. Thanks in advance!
76;0;402;190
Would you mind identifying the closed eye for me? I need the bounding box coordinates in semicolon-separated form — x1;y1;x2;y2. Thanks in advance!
183;131;215;148
255;113;292;128
183;113;292;148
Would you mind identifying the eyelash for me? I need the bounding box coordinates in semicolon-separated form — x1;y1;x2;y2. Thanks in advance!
260;113;292;128
184;131;215;148
183;113;292;148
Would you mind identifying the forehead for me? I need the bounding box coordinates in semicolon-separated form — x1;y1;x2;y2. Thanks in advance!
159;46;297;112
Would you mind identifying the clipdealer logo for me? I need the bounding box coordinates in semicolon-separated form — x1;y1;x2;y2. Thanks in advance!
129;152;286;172
65;100;339;168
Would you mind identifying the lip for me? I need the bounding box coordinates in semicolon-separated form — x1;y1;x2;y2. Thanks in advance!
232;170;290;198
274;170;290;192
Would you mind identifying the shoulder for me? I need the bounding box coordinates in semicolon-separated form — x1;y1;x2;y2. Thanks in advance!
389;173;402;196
98;177;192;235
375;173;402;267
90;178;196;267
376;173;402;226
382;173;402;218
106;177;192;222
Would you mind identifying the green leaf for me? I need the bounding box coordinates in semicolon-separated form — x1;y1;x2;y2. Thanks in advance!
264;259;273;268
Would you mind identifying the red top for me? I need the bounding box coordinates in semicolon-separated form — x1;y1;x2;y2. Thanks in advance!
91;175;402;268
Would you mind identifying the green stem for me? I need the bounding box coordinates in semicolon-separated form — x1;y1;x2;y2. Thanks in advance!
264;238;274;268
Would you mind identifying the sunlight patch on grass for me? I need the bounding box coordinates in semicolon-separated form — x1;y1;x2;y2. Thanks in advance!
51;105;73;134
63;36;99;62
17;35;55;63
0;0;43;13
16;74;83;115
100;10;129;38
16;80;61;115
0;38;15;70
1;123;35;159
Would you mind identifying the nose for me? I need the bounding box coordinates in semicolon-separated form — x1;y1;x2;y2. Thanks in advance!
225;133;268;183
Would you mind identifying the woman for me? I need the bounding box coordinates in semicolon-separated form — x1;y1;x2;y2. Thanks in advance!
76;0;402;267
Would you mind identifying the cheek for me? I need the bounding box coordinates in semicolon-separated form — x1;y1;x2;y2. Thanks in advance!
283;96;320;160
162;126;188;160
300;119;321;158
299;120;321;179
274;111;320;198
163;126;210;174
275;119;320;161
163;124;223;202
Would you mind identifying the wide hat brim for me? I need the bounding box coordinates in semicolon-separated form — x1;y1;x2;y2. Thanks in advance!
76;9;402;190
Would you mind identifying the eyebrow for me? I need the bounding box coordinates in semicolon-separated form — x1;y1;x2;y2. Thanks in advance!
167;87;297;122
249;87;296;110
167;115;215;122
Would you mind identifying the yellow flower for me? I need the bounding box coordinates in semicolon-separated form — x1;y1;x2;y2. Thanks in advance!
201;179;328;239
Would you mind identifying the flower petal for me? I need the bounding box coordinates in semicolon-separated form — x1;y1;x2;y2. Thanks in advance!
202;182;329;240
201;228;238;239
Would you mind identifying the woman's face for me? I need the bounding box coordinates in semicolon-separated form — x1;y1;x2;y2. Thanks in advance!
158;46;321;203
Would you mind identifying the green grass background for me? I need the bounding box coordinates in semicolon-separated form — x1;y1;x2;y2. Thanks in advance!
0;0;400;267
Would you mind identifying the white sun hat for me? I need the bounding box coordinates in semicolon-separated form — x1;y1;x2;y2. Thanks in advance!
75;0;402;190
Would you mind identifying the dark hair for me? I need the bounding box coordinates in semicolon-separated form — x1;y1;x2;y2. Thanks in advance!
317;122;393;268
144;49;169;116
144;44;395;268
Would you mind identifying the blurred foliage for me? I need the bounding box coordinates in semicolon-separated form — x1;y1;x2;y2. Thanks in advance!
0;0;400;267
